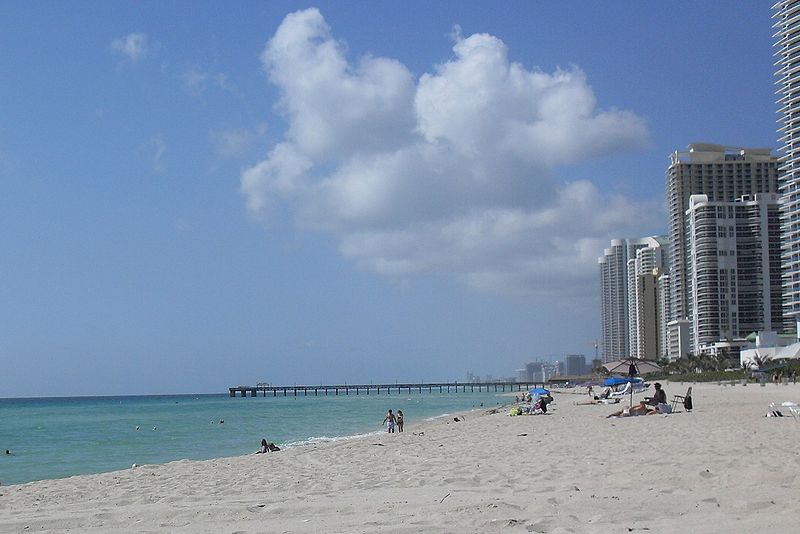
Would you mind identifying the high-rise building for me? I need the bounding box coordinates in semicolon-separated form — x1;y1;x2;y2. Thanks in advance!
524;362;545;382
599;237;667;361
629;240;669;359
666;144;779;329
565;354;587;376
774;2;800;335
686;193;786;350
666;319;691;360
658;272;672;358
635;269;661;360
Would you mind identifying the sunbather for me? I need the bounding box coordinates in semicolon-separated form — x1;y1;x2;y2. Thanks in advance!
606;404;657;418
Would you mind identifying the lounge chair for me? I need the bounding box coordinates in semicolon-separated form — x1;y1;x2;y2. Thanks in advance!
610;382;632;398
671;386;693;412
769;402;799;421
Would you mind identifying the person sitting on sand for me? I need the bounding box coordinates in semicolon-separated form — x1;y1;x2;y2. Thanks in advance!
644;382;667;407
256;438;280;453
396;410;404;432
383;409;397;433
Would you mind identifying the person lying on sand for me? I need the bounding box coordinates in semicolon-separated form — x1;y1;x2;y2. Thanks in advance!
594;387;612;401
606;404;658;418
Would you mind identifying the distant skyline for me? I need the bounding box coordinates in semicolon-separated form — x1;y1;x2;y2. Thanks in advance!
0;2;778;396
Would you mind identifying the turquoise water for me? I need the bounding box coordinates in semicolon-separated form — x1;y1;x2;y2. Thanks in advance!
0;390;506;486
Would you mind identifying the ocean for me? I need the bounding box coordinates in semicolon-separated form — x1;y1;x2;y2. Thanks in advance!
0;390;507;486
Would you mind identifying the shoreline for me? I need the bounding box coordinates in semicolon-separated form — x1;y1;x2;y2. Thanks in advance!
1;391;505;486
3;382;800;533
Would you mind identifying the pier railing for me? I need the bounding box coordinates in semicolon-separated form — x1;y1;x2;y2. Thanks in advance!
229;381;545;397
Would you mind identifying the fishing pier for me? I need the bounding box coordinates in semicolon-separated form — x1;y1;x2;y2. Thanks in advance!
229;381;544;397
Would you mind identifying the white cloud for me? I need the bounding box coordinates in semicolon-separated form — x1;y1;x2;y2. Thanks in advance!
209;124;266;159
111;33;149;62
137;134;166;173
181;65;208;96
242;8;655;300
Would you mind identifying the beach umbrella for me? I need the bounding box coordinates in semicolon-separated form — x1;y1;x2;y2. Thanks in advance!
603;358;661;406
603;357;661;376
528;387;550;397
603;377;643;387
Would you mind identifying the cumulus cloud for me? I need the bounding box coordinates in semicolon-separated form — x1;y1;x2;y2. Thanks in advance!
111;33;149;62
241;8;655;300
210;124;267;159
181;65;208;96
137;134;167;173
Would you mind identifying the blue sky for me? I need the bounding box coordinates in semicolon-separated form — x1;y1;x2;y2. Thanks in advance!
0;2;778;396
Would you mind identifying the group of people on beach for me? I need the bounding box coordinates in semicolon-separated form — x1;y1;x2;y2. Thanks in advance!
511;393;553;415
382;409;404;433
772;371;797;384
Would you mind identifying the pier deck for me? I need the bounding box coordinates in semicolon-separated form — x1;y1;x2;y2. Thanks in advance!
228;381;545;397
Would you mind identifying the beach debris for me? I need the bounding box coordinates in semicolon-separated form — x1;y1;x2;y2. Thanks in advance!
517;433;528;437
453;417;462;422
372;443;385;446
439;493;451;504
131;463;138;468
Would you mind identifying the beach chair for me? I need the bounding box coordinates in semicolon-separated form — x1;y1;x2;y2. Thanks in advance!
610;382;632;399
769;402;800;421
671;386;692;412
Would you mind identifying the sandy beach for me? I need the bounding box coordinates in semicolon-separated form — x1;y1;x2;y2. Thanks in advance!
2;381;800;533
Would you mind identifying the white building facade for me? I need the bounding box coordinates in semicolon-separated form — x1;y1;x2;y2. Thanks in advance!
686;193;787;351
666;144;779;330
599;236;668;362
774;1;800;336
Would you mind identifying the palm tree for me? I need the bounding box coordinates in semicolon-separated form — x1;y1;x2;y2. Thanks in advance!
750;351;772;371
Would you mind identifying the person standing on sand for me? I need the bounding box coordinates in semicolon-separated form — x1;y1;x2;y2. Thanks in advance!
383;409;397;433
396;410;404;432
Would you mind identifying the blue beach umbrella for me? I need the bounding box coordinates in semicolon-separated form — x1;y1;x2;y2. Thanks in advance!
603;377;643;387
528;387;550;396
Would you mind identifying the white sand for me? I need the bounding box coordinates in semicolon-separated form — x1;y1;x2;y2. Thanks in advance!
3;381;800;533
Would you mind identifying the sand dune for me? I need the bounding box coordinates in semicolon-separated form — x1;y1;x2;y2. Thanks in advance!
3;381;800;533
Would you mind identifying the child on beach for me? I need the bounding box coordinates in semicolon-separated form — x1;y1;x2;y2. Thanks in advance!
396;410;404;432
383;409;397;433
